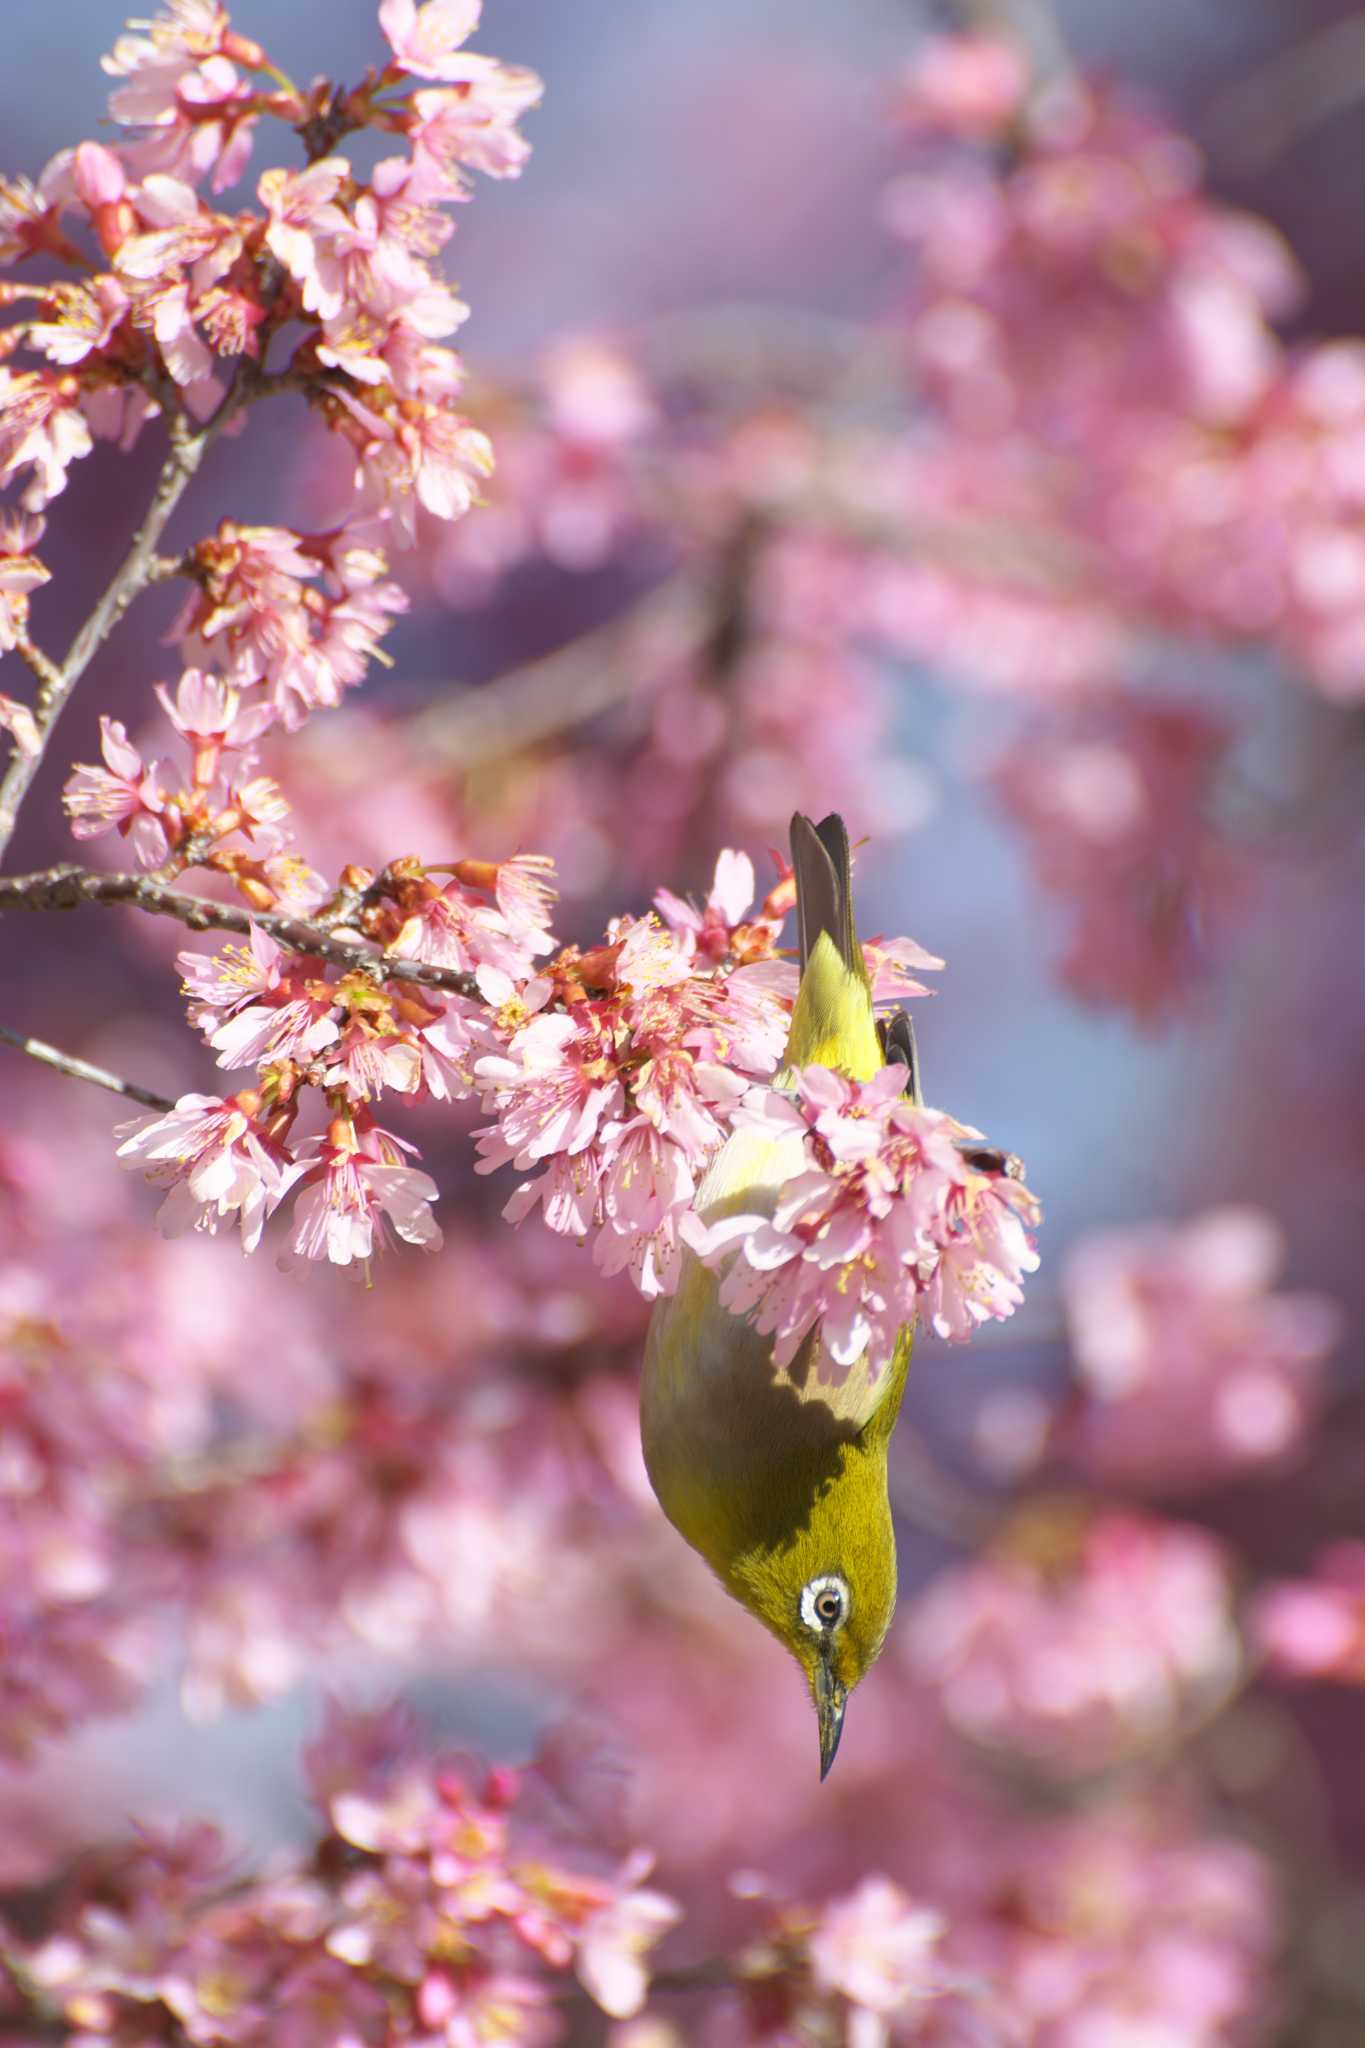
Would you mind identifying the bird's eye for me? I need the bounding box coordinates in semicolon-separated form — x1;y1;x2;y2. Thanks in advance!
800;1574;849;1634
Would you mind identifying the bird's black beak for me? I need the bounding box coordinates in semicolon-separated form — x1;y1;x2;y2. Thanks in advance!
815;1651;847;1780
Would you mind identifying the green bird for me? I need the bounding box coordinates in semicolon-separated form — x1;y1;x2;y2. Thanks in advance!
641;812;917;1777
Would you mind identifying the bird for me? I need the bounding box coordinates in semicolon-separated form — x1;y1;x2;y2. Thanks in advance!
641;812;917;1778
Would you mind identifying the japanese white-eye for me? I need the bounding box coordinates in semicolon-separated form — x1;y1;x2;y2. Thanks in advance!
641;813;915;1777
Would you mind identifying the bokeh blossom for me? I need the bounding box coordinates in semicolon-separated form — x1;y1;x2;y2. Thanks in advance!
904;1508;1242;1777
1063;1207;1342;1492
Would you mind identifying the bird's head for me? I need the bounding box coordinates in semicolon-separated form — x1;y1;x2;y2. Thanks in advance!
726;1489;898;1779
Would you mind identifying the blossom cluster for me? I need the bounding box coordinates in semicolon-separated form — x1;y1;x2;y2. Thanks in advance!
0;0;540;972
1061;1205;1342;1491
13;1699;685;2040
114;841;1010;1311
686;1062;1042;1378
115;844;562;1263
905;1506;1241;1777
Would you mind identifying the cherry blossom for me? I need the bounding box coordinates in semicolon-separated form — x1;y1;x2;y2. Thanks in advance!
63;715;169;863
1254;1545;1365;1686
1063;1207;1342;1491
0;367;95;509
808;1879;945;2043
905;1509;1242;1775
686;1065;1040;1377
115;1090;300;1250
168;520;408;728
288;1116;442;1266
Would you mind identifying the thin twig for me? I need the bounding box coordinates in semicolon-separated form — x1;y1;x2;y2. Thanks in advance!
1202;12;1365;170
0;862;480;997
400;497;1099;777
0;402;235;862
0;1023;175;1111
11;634;61;700
403;575;708;772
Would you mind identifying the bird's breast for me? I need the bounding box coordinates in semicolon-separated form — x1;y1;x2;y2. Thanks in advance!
641;1123;893;1567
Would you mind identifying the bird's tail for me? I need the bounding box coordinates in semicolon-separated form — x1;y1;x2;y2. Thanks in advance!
785;812;882;1078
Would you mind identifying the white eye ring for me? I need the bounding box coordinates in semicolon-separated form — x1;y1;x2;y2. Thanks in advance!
801;1574;849;1634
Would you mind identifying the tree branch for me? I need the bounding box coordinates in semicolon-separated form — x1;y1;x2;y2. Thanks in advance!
1202;12;1365;170
0;405;233;862
11;633;61;699
403;575;709;772
0;862;480;996
0;1023;175;1111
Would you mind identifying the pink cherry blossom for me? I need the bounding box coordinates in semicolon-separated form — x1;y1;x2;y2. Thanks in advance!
102;0;260;192
687;1066;1040;1377
405;71;543;196
905;1510;1242;1775
182;926;341;1070
575;1856;681;2019
1254;1545;1365;1685
809;1879;945;2034
380;0;483;82
0;367;95;509
115;1091;300;1251
62;715;168;864
288;1118;442;1265
168;520;409;727
26;276;131;367
654;847;776;965
343;387;494;543
1063;1207;1342;1491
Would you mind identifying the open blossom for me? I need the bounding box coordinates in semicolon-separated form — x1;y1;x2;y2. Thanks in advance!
575;1856;682;2019
101;0;261;191
169;520;408;727
289;1117;442;1265
687;1065;1040;1378
26;276;131;367
379;0;487;82
115;1090;300;1251
62;715;168;863
155;666;274;780
904;1509;1242;1775
343;387;495;544
181;926;341;1069
0;368;95;509
479;906;799;1296
652;845;798;973
809;1879;945;2040
405;71;543;196
1254;1545;1365;1685
1063;1207;1342;1492
390;869;553;979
